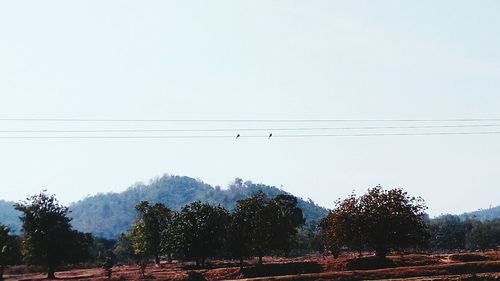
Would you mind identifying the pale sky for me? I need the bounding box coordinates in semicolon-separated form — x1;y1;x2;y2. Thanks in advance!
0;1;499;216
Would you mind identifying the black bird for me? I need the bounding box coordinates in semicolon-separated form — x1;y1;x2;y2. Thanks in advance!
268;133;272;139
236;134;240;139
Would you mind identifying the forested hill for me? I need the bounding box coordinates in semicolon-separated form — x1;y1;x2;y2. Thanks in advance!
460;205;500;221
0;200;20;233
69;176;328;239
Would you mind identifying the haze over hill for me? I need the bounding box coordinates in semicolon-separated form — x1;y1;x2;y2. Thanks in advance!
0;175;328;239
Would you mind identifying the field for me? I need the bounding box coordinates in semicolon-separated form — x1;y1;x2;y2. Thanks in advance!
4;251;499;281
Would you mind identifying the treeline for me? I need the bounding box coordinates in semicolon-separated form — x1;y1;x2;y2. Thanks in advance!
1;188;499;280
125;191;304;269
0;191;305;280
429;214;500;252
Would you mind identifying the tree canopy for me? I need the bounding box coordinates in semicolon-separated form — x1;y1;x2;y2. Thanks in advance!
14;191;91;279
0;225;21;281
321;187;429;259
231;192;304;264
130;201;172;265
171;201;230;266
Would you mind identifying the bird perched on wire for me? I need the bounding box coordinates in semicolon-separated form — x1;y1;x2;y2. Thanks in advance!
236;134;240;139
268;133;272;139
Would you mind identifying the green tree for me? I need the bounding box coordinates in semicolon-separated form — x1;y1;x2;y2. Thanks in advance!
231;192;304;264
113;233;134;264
465;219;500;251
172;201;229;266
14;191;88;279
0;225;21;281
232;192;275;264
429;215;470;251
269;194;305;255
131;201;172;265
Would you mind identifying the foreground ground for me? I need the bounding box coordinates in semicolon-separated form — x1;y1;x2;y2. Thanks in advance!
4;251;500;281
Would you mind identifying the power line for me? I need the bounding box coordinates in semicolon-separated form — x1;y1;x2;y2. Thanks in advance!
0;131;499;139
1;118;500;123
1;124;500;133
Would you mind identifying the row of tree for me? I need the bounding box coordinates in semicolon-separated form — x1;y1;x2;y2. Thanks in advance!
429;214;500;251
127;191;305;267
1;188;499;280
0;191;305;280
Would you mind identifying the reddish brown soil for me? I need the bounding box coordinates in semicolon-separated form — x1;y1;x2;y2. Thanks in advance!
3;251;499;281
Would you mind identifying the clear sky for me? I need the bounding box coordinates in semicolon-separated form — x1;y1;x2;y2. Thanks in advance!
0;1;499;216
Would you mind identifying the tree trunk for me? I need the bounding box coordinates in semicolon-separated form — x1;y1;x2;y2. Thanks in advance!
0;265;4;281
47;267;56;279
239;257;244;266
155;255;160;266
375;247;387;259
258;255;263;265
167;253;172;263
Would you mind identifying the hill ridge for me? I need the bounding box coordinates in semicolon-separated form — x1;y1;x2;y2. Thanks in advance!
0;175;327;239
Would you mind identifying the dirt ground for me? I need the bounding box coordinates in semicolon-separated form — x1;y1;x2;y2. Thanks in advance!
3;251;499;281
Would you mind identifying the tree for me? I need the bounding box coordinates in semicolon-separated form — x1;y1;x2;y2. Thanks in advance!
465;219;500;251
359;187;429;258
269;194;305;255
322;187;429;259
101;249;115;280
0;225;21;281
130;201;172;265
231;192;304;264
319;193;364;258
429;215;470;251
14;191;88;279
113;233;134;263
232;192;274;264
319;213;341;258
172;201;229;266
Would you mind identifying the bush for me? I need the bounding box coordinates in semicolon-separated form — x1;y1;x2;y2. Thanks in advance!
186;271;206;281
345;256;395;270
449;254;489;262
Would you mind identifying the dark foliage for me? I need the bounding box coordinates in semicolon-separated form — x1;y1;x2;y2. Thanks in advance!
449;253;490;262
14;191;91;279
240;262;322;278
0;225;21;281
172;201;230;266
113;233;134;263
429;215;500;251
230;192;305;264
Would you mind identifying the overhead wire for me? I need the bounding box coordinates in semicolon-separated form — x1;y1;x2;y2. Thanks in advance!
0;131;499;139
1;118;500;123
0;124;499;133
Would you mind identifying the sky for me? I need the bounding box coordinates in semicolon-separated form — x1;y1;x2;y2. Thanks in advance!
0;1;499;217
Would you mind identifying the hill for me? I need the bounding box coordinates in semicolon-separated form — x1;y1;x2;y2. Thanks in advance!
0;200;20;233
1;176;328;238
460;205;500;221
69;175;328;238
